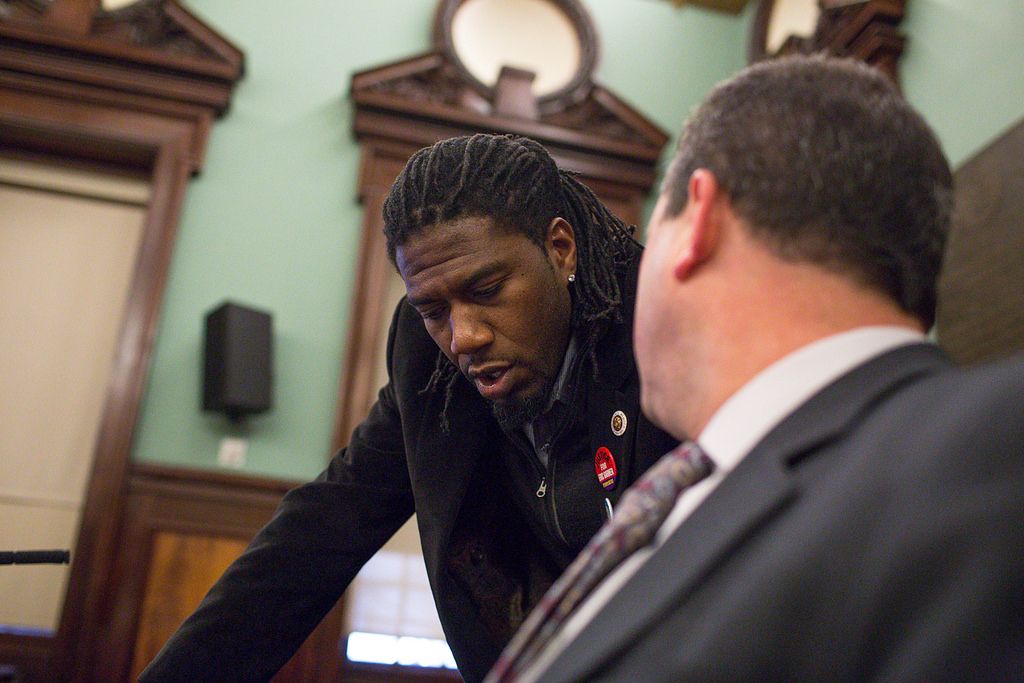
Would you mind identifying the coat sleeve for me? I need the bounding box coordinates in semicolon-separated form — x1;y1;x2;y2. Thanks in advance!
139;306;416;683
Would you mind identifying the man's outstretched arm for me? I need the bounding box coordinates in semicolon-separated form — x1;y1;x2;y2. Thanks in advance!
139;380;414;682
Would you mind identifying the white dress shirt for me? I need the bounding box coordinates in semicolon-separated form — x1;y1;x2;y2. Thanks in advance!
520;326;930;681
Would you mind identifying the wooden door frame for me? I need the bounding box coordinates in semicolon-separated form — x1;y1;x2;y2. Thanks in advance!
0;2;243;678
0;87;194;682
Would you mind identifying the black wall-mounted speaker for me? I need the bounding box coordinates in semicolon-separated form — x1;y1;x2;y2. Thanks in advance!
202;302;272;420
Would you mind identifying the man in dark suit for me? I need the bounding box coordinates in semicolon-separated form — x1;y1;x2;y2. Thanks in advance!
140;134;676;682
512;55;1024;681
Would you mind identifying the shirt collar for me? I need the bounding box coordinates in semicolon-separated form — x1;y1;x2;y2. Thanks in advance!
698;326;930;473
519;332;581;449
548;332;580;410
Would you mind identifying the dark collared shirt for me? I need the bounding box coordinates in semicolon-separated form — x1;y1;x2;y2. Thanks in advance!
522;334;580;468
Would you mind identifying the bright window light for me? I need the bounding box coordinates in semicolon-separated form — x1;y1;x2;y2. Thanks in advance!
346;631;457;670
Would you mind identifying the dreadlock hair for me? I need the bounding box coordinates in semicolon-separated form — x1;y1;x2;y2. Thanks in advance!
382;133;640;430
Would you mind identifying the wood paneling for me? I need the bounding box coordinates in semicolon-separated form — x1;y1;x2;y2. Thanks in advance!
937;118;1024;364
98;463;321;681
130;532;249;679
103;462;450;682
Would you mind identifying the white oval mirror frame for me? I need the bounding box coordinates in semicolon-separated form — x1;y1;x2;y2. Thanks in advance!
451;0;581;98
434;0;599;112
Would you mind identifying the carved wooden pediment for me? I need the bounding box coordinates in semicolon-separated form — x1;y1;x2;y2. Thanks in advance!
351;51;668;191
358;56;661;149
751;0;906;86
0;0;243;169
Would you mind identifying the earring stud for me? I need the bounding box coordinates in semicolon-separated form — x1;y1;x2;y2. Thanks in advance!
568;273;576;283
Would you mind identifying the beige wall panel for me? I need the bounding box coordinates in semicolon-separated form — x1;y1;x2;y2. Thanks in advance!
0;502;80;630
0;184;144;503
0;176;146;630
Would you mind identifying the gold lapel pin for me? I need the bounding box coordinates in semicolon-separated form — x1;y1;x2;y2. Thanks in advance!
611;410;627;436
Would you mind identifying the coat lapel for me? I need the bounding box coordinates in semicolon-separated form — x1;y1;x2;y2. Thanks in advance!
412;376;496;558
543;442;795;683
542;343;948;682
585;255;674;505
586;315;641;506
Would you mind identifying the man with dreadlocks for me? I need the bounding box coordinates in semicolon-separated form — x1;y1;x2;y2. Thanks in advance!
141;133;676;683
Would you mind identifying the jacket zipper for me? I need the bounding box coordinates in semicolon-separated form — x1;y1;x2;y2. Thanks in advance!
541;375;586;549
522;432;570;550
529;336;595;550
546;450;569;546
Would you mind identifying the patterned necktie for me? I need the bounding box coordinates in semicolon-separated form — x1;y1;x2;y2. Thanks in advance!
486;441;715;682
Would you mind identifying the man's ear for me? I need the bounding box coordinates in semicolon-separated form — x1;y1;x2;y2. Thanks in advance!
674;169;722;281
547;217;577;276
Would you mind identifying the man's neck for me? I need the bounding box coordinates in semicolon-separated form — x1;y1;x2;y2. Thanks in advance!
686;265;923;438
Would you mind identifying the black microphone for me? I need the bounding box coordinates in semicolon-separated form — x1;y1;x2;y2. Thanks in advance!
0;550;71;565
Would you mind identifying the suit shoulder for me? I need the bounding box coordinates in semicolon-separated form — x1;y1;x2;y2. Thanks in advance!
919;351;1024;408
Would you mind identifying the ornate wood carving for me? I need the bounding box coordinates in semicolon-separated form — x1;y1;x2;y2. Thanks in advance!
0;2;243;681
750;0;907;86
0;0;243;169
350;53;668;197
352;53;665;155
97;463;356;683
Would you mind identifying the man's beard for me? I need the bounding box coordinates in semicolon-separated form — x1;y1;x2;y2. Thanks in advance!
489;377;555;431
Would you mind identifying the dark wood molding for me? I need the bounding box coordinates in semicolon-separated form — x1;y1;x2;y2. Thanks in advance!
1;0;243;170
39;0;101;36
0;88;197;683
749;0;907;86
0;3;243;681
351;51;667;150
95;463;303;681
332;142;414;448
350;53;667;192
93;462;452;682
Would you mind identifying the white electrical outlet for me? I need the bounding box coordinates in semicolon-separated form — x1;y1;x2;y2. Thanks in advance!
217;437;248;468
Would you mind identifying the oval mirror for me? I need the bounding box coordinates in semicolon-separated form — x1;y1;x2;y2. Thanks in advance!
434;0;598;111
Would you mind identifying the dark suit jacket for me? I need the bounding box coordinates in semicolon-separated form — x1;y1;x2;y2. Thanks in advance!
539;345;1024;682
140;257;676;683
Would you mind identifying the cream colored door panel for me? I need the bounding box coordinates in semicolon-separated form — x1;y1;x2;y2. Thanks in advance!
0;161;148;630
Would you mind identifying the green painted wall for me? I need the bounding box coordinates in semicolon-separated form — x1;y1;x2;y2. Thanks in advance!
130;1;745;480
901;0;1024;167
132;0;1024;481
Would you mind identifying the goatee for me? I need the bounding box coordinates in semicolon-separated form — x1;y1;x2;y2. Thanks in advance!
490;379;554;431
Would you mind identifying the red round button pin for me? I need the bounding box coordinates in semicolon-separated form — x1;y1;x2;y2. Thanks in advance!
594;446;618;491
